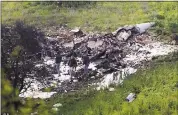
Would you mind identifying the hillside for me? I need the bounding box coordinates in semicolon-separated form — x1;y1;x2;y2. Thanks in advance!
1;1;178;115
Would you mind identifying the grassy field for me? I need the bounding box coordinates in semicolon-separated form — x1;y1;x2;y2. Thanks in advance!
48;61;178;115
2;2;178;115
2;2;178;33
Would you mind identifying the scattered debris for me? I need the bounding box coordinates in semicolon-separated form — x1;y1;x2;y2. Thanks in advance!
19;22;178;98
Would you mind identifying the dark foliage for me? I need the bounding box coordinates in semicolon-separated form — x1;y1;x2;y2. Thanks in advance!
169;23;178;33
1;21;46;94
13;21;43;54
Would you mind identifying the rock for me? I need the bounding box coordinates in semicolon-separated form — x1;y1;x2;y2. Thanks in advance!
126;93;136;102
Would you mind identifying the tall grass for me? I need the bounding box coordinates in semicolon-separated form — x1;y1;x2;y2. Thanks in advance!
2;2;178;115
2;2;178;33
54;62;178;115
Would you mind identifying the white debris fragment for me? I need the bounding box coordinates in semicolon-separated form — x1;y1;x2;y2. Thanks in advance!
126;93;136;102
35;64;44;67
19;91;56;99
53;74;71;81
70;27;81;33
31;111;38;115
88;63;97;70
44;57;55;65
91;76;95;79
116;31;131;41
113;25;134;36
135;22;155;33
19;75;58;99
47;37;57;41
63;42;74;48
97;67;137;89
53;103;62;107
99;73;115;88
122;67;137;75
73;79;78;82
87;40;103;48
108;88;115;92
96;87;101;91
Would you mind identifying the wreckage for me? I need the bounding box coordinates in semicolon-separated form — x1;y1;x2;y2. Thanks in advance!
19;22;178;98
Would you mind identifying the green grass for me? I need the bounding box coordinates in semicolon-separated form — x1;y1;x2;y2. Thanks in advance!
2;2;178;115
49;61;178;115
2;2;178;33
